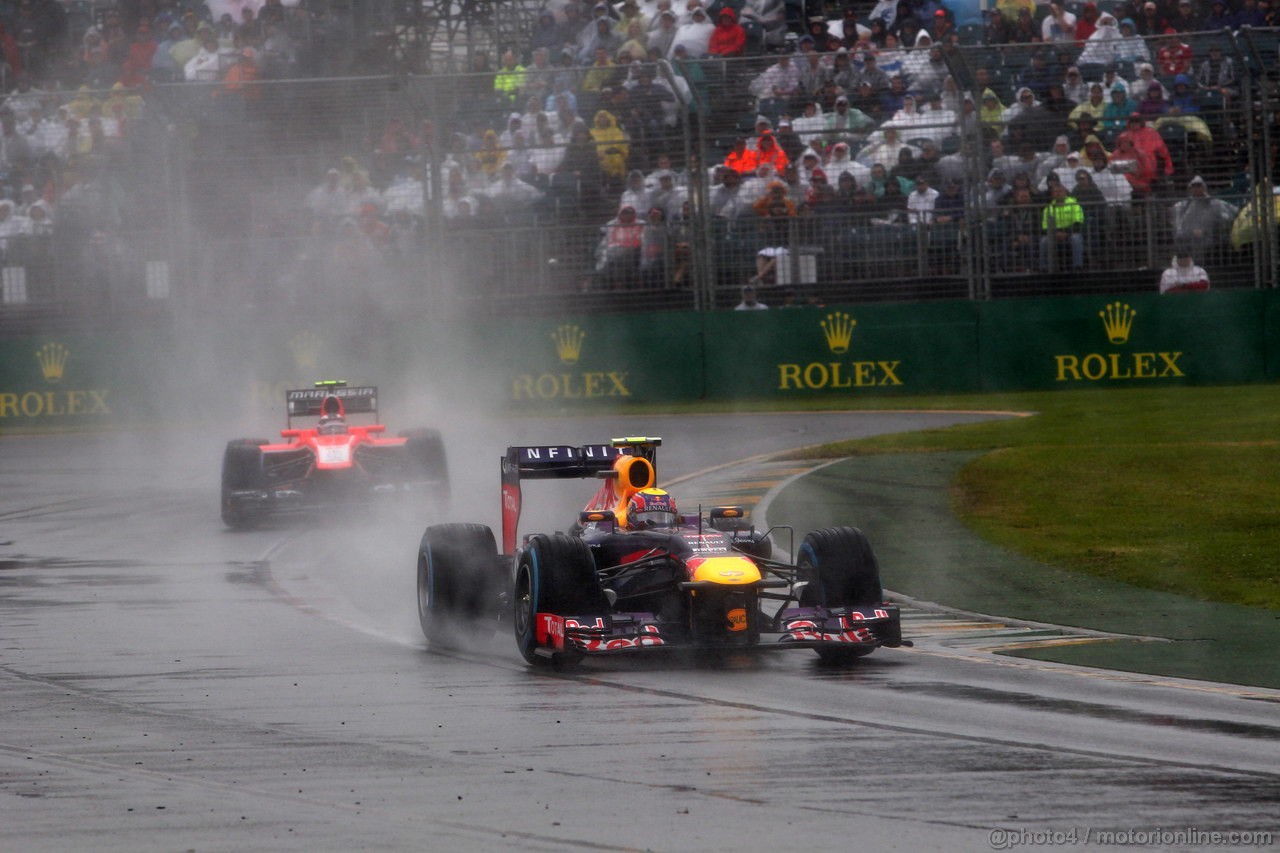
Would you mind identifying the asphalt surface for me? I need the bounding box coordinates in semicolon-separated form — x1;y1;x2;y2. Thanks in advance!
2;413;1278;852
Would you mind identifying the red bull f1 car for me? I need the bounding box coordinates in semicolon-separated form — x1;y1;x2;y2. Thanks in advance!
221;381;448;528
415;437;905;666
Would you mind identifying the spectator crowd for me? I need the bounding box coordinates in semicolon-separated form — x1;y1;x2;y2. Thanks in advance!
357;0;1274;297
0;0;1275;309
0;0;349;303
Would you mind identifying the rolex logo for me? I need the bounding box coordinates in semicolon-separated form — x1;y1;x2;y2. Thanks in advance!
290;331;322;371
35;342;70;383
821;312;856;354
1099;302;1136;345
551;325;586;365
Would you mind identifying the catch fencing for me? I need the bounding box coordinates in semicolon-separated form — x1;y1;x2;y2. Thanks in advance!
1;27;1276;330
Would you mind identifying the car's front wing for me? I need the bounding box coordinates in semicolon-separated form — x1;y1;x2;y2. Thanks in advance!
533;604;903;657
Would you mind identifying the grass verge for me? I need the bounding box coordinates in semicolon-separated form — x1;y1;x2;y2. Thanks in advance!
777;385;1280;611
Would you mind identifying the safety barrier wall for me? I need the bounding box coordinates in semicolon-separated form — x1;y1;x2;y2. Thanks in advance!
700;301;982;398
1;290;1275;430
0;328;173;429
980;290;1269;390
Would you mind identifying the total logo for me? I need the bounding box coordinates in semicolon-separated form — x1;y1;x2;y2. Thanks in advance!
1053;302;1185;382
776;312;905;391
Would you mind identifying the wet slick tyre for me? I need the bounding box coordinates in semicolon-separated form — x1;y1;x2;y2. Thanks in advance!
797;526;884;663
418;523;499;648
221;439;267;529
513;534;607;668
400;429;449;494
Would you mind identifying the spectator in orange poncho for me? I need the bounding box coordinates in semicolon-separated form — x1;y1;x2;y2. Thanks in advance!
754;132;790;174
223;49;262;99
1119;114;1173;181
724;137;758;174
1108;132;1156;195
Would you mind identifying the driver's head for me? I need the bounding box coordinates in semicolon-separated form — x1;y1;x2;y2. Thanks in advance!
320;394;344;419
318;394;347;431
626;488;678;530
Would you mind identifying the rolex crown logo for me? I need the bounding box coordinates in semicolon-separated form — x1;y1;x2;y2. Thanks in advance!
1099;302;1136;345
821;312;856;354
290;330;322;371
36;342;70;383
552;324;586;365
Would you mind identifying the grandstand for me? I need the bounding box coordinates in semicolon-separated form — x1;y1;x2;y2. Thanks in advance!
0;0;1275;330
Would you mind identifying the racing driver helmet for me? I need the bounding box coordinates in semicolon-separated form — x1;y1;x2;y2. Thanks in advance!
626;488;678;530
318;394;347;434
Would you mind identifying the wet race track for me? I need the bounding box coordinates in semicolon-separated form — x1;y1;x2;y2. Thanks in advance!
3;412;1279;852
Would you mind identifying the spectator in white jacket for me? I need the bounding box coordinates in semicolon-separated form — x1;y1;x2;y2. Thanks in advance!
184;31;225;82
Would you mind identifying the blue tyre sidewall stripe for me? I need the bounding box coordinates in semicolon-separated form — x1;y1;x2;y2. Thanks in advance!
800;541;824;605
521;546;540;645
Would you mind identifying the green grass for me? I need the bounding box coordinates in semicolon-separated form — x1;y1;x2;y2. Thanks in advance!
776;386;1280;610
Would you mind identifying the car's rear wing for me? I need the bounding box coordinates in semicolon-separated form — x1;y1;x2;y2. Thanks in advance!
285;384;378;426
500;437;660;553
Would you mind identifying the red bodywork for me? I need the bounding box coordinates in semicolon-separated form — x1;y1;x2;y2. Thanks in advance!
222;385;445;525
264;395;405;471
258;390;413;500
236;386;440;517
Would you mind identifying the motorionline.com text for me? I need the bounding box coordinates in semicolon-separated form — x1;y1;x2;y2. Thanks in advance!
988;827;1273;849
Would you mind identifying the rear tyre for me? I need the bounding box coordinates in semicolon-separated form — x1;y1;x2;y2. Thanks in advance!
221;439;267;529
797;526;884;663
513;533;607;667
400;428;449;499
418;523;499;647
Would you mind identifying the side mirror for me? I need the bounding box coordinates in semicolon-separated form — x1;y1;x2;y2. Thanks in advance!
578;510;615;528
709;505;748;531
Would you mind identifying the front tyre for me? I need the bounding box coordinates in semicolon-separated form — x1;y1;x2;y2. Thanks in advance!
798;526;884;663
514;533;606;667
417;523;499;647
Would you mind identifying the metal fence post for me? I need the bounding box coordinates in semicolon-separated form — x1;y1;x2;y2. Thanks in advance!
1238;28;1278;289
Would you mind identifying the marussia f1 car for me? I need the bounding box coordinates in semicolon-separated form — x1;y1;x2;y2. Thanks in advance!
220;381;448;528
415;437;905;666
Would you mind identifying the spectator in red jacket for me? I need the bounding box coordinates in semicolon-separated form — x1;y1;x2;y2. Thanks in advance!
1074;2;1100;43
1155;33;1193;77
708;7;746;58
0;22;23;79
118;23;156;88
